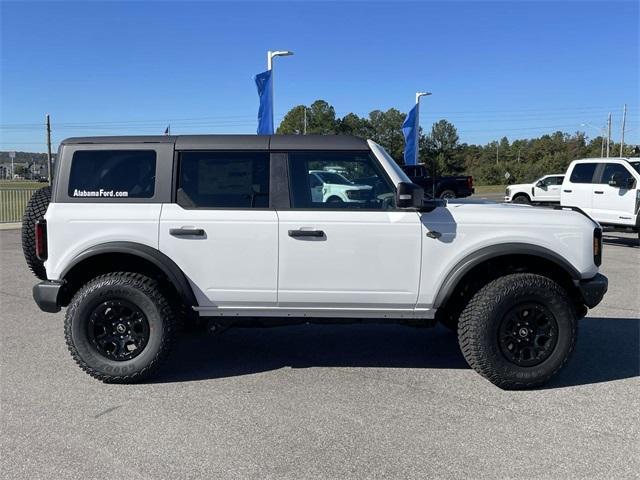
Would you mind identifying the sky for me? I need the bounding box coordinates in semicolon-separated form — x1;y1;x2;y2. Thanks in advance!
1;0;638;152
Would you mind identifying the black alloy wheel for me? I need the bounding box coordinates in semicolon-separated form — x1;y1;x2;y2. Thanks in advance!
88;299;150;361
498;303;559;367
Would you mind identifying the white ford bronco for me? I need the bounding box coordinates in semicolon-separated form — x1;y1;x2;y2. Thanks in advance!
24;135;608;389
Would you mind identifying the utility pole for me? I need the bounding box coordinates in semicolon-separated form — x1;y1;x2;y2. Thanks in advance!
303;106;307;135
46;114;53;184
496;142;499;165
606;113;611;158
620;104;627;156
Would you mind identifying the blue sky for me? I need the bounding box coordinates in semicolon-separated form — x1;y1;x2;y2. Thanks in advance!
1;1;638;152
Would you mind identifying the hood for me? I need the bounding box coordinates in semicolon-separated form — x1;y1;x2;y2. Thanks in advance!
443;201;598;228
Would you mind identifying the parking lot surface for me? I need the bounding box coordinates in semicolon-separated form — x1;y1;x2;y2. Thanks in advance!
1;228;638;480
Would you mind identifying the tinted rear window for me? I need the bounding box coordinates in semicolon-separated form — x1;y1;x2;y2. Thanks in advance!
68;150;156;198
569;163;598;184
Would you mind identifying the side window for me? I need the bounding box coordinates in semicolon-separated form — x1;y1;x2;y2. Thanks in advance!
569;163;598;184
599;163;634;185
177;151;270;208
68;150;156;198
546;176;563;186
288;151;396;209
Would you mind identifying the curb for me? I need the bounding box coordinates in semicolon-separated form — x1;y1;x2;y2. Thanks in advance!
0;223;21;230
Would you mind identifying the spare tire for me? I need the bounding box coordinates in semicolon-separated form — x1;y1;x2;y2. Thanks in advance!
22;186;51;280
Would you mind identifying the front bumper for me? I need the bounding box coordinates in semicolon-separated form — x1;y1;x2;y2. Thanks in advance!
33;281;63;313
577;273;608;309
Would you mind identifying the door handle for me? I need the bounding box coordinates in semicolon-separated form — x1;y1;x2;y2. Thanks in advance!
594;191;604;194
563;189;573;193
170;227;205;237
288;229;325;238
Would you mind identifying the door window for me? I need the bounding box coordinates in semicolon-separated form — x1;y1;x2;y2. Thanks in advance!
288;151;396;209
177;151;270;208
598;163;635;186
569;163;598;184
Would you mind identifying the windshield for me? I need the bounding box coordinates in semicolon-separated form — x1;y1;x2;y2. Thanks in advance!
315;171;352;185
630;161;640;174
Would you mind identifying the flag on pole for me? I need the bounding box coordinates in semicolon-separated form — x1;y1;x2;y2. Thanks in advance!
402;104;418;165
164;125;170;136
254;70;274;135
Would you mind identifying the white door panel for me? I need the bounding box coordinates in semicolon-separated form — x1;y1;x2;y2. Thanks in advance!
277;211;422;308
591;185;637;225
159;204;278;307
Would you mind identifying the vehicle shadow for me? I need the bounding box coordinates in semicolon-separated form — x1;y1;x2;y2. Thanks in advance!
544;316;640;389
602;234;639;248
154;317;639;388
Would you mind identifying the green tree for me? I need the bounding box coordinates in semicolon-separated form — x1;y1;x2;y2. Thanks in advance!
337;113;373;138
425;119;462;175
276;105;307;134
368;108;406;163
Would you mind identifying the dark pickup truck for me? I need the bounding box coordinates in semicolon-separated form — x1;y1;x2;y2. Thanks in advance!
401;164;474;199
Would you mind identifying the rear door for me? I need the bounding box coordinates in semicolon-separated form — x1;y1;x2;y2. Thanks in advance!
277;151;422;312
159;150;278;308
591;162;638;226
562;162;599;215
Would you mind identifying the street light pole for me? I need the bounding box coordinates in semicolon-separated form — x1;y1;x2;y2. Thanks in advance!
620;104;627;157
413;92;431;165
606;113;611;158
267;50;294;132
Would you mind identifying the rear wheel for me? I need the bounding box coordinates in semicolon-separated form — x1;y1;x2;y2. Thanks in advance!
327;196;343;203
65;272;176;383
21;186;51;280
439;189;456;199
458;273;576;389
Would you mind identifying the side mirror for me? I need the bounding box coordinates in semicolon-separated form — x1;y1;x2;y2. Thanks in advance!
535;181;544;188
608;173;629;188
397;182;424;209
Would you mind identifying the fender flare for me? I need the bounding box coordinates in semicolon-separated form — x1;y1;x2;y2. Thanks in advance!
61;241;197;307
433;243;582;309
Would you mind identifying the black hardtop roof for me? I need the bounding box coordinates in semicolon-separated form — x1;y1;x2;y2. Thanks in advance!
60;134;370;151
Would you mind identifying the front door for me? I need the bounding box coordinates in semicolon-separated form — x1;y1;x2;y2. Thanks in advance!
277;151;422;311
533;176;562;202
159;150;278;308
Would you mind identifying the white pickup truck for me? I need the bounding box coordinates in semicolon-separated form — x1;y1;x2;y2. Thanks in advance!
23;134;608;389
505;174;565;204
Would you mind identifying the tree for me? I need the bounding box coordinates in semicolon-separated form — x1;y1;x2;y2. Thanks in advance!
276;105;307;135
337;113;373;138
276;100;338;135
368;109;406;163
425;119;462;175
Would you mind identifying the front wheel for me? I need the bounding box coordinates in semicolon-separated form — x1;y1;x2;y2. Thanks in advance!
458;273;577;389
512;194;530;204
65;272;176;383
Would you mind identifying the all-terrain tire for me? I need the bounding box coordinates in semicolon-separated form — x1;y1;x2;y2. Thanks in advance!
65;272;176;383
458;273;577;389
21;186;51;280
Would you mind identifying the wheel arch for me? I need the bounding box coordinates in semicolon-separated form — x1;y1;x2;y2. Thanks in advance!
58;242;197;308
433;243;582;311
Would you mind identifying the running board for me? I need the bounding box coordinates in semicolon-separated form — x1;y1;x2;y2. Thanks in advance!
193;306;435;320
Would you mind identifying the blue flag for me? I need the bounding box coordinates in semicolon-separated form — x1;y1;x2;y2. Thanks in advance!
254;70;273;135
402;104;418;165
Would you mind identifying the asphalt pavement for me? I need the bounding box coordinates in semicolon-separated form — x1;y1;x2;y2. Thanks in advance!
1;227;638;480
